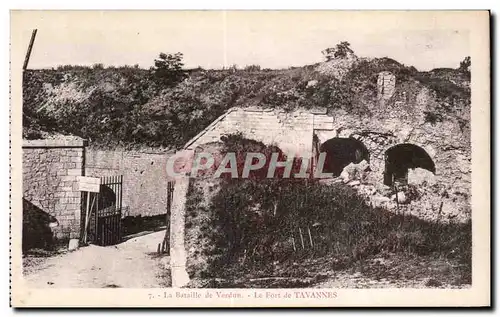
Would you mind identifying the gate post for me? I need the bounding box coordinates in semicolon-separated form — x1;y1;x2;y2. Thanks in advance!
170;176;190;287
169;149;194;288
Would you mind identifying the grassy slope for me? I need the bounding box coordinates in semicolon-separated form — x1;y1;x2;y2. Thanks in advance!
181;136;471;288
23;58;470;150
185;178;471;288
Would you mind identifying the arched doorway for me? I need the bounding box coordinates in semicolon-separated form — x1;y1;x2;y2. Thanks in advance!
98;185;117;210
384;143;435;186
318;137;370;176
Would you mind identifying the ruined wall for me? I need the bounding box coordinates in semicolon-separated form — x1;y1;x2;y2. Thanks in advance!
23;138;85;240
178;100;470;223
184;107;316;157
377;71;397;100
314;84;471;223
169;101;471;287
85;149;173;217
169;70;471;287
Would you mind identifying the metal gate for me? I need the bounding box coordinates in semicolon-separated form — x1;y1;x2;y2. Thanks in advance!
81;175;123;246
159;181;174;254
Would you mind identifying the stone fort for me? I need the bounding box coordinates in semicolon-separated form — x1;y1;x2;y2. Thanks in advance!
21;70;471;287
168;79;471;286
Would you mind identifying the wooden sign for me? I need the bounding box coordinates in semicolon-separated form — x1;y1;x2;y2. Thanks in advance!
78;176;101;193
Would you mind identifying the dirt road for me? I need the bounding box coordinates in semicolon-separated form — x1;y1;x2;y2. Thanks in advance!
23;231;170;288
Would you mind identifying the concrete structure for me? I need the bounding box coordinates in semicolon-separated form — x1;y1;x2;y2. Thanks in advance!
23;141;173;245
23;137;86;240
377;71;396;100
169;104;471;287
85;149;173;217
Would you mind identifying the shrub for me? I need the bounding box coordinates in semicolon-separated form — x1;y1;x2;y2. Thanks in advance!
22;198;58;252
424;111;443;125
22;57;469;150
459;56;471;74
184;136;472;279
203;178;471;278
322;41;354;61
414;72;468;102
150;52;188;89
244;65;261;72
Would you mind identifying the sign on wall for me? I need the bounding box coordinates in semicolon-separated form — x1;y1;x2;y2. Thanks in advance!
77;176;101;193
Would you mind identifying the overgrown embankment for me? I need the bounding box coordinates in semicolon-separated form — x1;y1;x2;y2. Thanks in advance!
23;56;470;149
183;136;471;288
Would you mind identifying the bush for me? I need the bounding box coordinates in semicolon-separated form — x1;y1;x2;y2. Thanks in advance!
415;73;468;101
199;178;471;279
244;65;261;72
22;57;469;150
322;41;354;61
184;136;472;279
424;111;444;125
150;52;188;89
459;56;471;74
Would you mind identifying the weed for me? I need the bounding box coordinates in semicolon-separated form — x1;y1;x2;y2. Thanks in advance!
183;136;471;284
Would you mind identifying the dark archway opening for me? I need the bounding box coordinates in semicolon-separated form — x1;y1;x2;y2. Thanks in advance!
384;143;435;187
98;185;117;210
319;137;370;177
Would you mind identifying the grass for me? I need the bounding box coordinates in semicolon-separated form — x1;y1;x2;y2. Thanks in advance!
194;253;470;289
23;57;469;149
182;136;471;288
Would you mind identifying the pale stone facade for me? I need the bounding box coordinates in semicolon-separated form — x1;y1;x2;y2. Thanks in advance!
377;71;397;100
23;138;86;240
169;105;471;287
85;149;172;217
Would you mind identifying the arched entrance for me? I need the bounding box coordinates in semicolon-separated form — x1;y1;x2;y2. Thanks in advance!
384;143;435;186
318;137;370;177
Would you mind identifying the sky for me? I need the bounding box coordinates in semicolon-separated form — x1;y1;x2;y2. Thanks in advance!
12;11;471;71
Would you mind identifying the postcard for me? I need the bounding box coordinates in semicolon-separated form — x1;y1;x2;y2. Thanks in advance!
10;10;490;307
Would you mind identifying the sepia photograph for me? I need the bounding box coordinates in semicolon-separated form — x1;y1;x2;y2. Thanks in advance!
9;10;490;307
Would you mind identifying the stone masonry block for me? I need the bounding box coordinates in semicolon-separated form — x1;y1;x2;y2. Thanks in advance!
67;169;82;176
65;163;77;169
71;156;83;163
65;191;80;198
56;169;68;176
60;175;77;182
63;181;76;187
52;162;65;169
65;203;79;211
59;197;80;204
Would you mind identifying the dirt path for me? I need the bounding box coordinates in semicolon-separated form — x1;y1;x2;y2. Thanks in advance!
24;230;170;288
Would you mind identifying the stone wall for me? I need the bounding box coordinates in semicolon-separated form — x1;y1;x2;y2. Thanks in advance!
377;71;396;100
179;105;470;223
85;149;173;217
184;107;316;157
23;138;85;240
314;104;471;223
169;103;471;286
